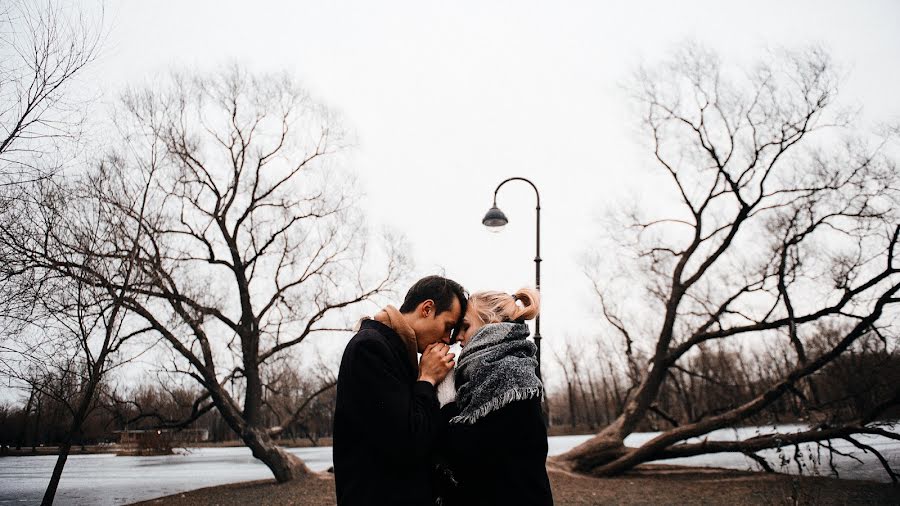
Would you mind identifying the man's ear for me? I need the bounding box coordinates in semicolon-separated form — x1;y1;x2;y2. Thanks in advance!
419;299;435;318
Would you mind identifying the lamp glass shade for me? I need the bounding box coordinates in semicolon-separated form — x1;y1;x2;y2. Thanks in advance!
482;206;508;230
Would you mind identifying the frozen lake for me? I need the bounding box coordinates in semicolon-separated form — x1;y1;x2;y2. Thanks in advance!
0;446;333;505
1;424;896;505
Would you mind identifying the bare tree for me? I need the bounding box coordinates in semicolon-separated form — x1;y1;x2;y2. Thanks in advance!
3;66;406;482
0;160;155;504
261;357;337;445
0;0;101;187
552;340;582;428
0;0;103;348
103;381;216;436
555;44;900;481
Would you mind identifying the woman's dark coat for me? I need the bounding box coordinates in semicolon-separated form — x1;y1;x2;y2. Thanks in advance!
439;397;553;505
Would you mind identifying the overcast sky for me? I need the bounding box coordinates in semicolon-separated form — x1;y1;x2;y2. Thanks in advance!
72;0;900;380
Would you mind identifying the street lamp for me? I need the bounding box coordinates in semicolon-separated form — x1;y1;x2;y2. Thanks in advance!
482;177;542;381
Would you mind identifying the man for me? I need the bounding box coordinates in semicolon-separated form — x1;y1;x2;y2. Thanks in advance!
333;275;467;505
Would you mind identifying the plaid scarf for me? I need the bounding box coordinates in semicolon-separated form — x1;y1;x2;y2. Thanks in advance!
450;322;543;425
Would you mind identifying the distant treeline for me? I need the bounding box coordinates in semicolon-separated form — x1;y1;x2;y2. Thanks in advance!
0;363;337;450
548;331;900;431
2;332;897;449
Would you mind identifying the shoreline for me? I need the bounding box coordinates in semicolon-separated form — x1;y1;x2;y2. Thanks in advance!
0;438;334;457
132;466;899;505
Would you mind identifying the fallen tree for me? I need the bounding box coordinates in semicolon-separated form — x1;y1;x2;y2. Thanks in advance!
554;44;900;482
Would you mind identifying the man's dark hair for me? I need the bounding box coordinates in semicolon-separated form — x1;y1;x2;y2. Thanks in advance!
399;275;468;319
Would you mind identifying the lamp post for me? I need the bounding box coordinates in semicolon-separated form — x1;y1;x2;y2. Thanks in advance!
482;177;542;381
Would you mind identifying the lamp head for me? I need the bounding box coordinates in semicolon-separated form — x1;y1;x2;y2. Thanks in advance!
482;205;508;232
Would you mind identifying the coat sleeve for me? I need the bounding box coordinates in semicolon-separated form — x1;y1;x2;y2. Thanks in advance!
435;369;457;407
351;337;441;461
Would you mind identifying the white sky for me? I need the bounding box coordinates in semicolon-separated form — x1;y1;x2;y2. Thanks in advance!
68;0;900;384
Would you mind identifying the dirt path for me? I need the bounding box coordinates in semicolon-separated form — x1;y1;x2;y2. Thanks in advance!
133;467;898;505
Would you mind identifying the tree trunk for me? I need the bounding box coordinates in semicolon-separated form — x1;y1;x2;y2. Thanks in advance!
242;425;310;482
587;373;602;429
17;388;34;451
566;380;577;428
549;433;630;473
608;363;624;413
43;372;99;505
554;367;670;473
211;383;311;483
41;440;72;506
576;375;593;428
600;377;613;425
33;396;42;453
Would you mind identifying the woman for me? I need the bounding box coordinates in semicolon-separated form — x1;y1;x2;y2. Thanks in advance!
435;288;553;506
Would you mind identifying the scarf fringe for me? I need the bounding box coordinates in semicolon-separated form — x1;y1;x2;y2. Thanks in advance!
449;386;543;425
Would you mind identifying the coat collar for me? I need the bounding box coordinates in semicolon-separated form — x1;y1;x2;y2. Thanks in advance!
359;318;418;380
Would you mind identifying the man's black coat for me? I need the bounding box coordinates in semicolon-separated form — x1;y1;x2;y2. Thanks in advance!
333;319;441;505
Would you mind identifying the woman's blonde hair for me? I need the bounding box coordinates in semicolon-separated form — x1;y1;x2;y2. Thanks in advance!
468;287;540;325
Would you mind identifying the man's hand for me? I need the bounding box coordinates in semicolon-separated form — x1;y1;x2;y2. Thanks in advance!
418;343;455;386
